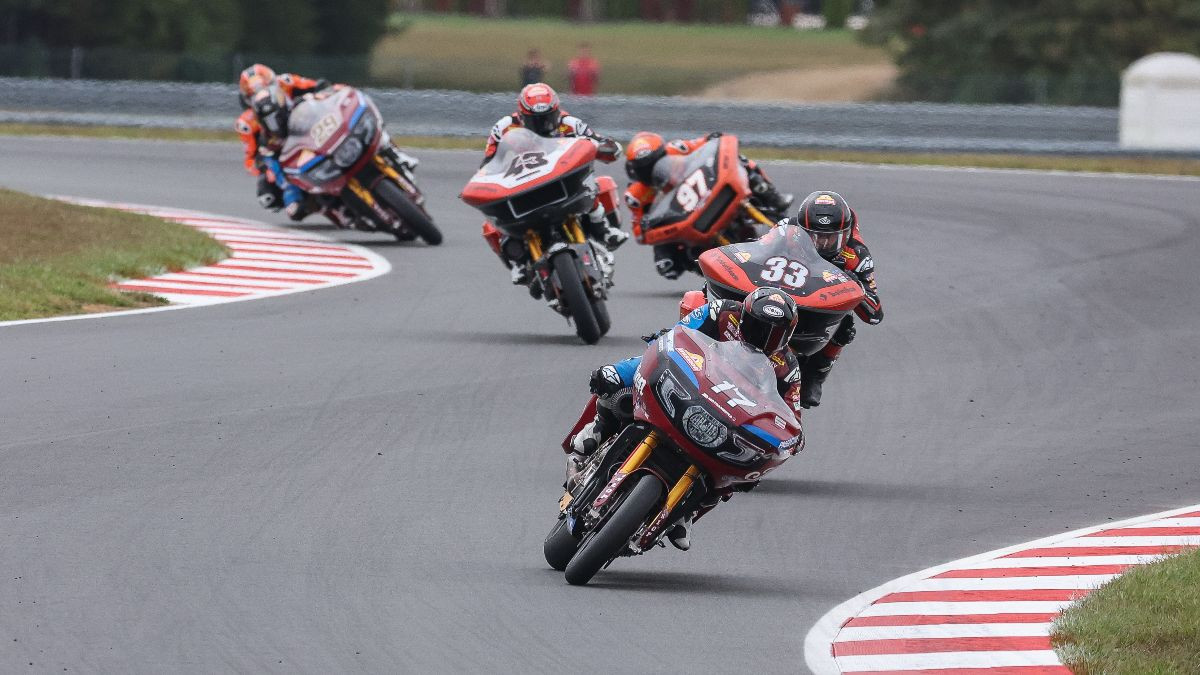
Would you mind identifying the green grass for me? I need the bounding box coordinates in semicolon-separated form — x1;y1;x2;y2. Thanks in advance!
371;12;888;94
1052;548;1200;674
5;123;1200;178
0;189;228;320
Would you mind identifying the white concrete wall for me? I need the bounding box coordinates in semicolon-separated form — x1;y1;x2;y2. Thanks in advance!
1120;52;1200;150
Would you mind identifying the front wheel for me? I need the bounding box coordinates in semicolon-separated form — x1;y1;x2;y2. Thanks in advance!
564;474;662;586
544;517;580;571
552;252;602;345
374;178;443;245
592;297;611;337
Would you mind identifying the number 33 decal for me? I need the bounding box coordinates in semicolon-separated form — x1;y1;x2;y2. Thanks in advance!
760;256;808;287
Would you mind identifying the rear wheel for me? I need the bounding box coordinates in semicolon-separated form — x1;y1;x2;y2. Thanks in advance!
552;252;602;345
374;178;443;245
543;517;580;571
564;474;662;586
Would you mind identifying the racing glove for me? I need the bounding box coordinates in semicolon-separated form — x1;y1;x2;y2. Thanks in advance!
588;365;625;396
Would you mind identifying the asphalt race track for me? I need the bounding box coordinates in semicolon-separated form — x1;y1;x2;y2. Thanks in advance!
2;137;1199;673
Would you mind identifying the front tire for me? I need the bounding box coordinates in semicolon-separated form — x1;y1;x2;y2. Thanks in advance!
552;252;602;345
544;517;579;571
374;178;443;245
592;297;611;337
564;474;662;586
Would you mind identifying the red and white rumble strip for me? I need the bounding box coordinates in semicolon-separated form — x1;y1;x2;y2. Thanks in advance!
1;198;389;327
804;503;1200;674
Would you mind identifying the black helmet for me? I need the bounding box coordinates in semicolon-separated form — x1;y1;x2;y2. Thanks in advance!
251;86;289;138
797;190;855;257
739;286;798;355
624;132;666;183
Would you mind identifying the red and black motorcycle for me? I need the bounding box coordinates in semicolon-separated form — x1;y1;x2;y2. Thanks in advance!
279;85;442;244
691;221;866;356
544;326;803;585
636;134;778;277
461;128;620;344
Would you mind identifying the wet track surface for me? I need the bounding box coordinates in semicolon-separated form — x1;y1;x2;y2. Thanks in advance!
2;137;1199;672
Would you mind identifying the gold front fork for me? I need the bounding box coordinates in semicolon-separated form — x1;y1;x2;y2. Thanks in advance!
617;431;659;475
743;202;776;227
345;176;376;207
525;229;544;261
564;216;586;244
662;465;701;514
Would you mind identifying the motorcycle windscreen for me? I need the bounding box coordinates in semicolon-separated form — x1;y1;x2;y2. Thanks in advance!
703;224;864;310
641;140;721;230
461;128;596;207
280;88;355;158
672;327;797;432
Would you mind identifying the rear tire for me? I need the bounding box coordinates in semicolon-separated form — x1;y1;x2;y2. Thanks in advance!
564;474;662;586
544;517;580;571
374;178;443;245
552;252;602;345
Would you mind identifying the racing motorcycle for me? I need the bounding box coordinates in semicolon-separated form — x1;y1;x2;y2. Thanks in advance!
637;134;779;277
279;85;442;244
688;221;866;356
544;326;803;586
460;128;621;345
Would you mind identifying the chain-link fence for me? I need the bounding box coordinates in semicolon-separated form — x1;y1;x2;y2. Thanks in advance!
1;76;1134;154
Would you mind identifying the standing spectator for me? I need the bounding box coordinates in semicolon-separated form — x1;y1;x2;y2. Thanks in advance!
567;43;600;96
520;48;547;88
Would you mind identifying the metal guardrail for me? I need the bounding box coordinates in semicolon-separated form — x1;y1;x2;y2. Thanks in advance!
0;76;1133;154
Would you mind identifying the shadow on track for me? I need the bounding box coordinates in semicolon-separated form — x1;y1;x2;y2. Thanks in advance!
424;330;587;347
754;477;955;502
560;569;807;597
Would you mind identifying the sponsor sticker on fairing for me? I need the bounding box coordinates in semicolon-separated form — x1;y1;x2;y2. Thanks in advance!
676;348;705;372
734;250;753;263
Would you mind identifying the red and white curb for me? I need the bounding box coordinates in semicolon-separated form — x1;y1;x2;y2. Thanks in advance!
804;503;1200;674
1;198;390;327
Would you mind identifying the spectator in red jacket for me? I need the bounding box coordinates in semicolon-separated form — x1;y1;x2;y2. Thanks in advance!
567;43;600;96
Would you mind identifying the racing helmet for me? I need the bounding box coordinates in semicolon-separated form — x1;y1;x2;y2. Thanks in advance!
739;286;799;355
797;190;855;257
251;85;289;138
624;132;666;183
239;63;277;106
517;83;562;136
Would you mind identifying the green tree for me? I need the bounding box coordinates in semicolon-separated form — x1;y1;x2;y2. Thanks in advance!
865;0;1200;105
313;0;388;55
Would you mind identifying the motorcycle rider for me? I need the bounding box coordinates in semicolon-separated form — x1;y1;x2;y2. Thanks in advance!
624;131;794;280
235;64;333;219
481;82;628;286
566;286;805;550
784;190;883;407
235;64;419;227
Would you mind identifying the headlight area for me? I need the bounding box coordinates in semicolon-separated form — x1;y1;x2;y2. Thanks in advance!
352;107;378;144
682;406;728;449
656;370;691;418
306;158;343;182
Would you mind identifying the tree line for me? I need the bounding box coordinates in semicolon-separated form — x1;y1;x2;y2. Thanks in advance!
0;0;388;55
865;0;1200;105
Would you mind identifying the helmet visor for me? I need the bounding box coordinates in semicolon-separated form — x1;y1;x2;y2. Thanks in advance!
740;315;790;354
809;226;850;257
521;111;558;136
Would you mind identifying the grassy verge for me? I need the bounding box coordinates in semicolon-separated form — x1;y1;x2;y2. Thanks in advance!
4;123;1200;177
1052;548;1200;673
0;189;227;321
372;13;887;94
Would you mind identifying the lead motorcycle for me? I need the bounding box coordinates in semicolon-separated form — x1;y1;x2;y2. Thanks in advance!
279;85;442;244
544;326;803;586
638;134;781;277
460;128;620;344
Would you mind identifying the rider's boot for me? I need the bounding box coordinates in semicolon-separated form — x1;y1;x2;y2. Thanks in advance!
383;143;419;172
510;263;531;286
750;173;793;217
801;316;855;407
586;204;628;250
667;513;693;551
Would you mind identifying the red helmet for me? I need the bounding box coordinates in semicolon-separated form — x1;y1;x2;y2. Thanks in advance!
239;64;277;101
517;83;561;136
624;132;666;183
797;190;855;257
739;286;798;355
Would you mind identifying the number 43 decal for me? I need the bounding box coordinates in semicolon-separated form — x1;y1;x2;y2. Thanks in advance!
760;256;808;288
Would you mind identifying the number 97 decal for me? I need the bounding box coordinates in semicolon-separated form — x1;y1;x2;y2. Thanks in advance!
760;256;808;288
675;169;710;212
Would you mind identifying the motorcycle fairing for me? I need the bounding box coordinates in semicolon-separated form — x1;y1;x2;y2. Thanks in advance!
461;129;598;210
639;135;751;246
